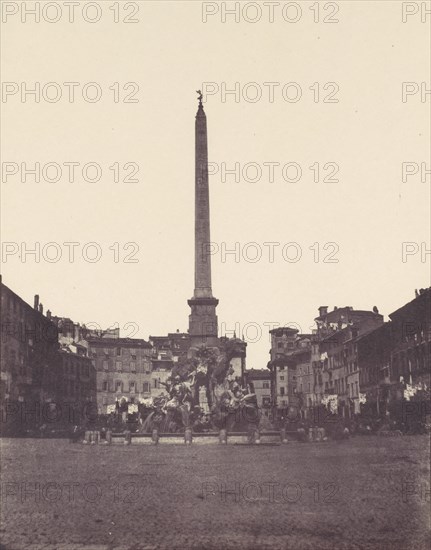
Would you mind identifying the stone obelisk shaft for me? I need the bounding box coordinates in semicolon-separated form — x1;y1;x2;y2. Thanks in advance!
194;101;212;297
188;98;218;347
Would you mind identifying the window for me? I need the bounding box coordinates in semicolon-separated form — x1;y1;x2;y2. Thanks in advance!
116;347;122;356
280;376;284;381
130;381;136;393
355;381;359;396
153;379;158;388
277;342;283;349
103;360;108;372
131;354;137;360
130;362;136;373
280;387;285;396
143;382;150;393
116;361;122;372
102;380;108;391
115;381;122;392
263;382;269;389
308;383;311;393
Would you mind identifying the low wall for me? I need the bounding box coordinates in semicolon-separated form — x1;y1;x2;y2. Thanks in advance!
105;430;298;445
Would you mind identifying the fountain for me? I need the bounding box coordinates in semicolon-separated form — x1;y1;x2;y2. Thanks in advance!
138;343;258;436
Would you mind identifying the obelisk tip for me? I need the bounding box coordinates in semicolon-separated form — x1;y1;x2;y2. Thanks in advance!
196;90;205;114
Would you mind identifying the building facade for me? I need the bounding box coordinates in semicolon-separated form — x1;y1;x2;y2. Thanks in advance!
357;322;392;416
315;306;384;417
292;344;313;416
389;288;430;392
267;327;306;414
56;348;97;421
244;369;272;414
1;280;99;431
1;281;59;431
87;337;153;413
150;332;191;364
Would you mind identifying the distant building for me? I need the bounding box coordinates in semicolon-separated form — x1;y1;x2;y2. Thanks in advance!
311;333;324;408
316;306;384;417
149;331;191;363
52;316;120;348
267;327;307;414
356;288;430;418
244;369;272;414
267;307;385;419
389;288;430;392
357;322;392;416
56;348;96;420
1;281;59;427
315;305;384;340
87;337;153;413
149;332;191;397
219;336;247;383
1;280;99;431
290;340;313;417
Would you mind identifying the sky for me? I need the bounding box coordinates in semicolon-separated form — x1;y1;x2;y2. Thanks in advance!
1;1;430;368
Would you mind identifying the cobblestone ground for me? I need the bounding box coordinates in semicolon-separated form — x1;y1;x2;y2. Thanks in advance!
0;436;429;550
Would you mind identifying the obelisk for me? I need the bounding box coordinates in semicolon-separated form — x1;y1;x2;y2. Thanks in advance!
188;91;219;348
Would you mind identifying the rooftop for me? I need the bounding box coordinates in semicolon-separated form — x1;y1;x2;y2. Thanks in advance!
245;369;271;380
87;337;152;348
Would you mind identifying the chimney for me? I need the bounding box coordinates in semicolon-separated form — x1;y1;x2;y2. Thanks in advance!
34;294;39;310
318;306;328;318
38;303;43;315
47;310;51;320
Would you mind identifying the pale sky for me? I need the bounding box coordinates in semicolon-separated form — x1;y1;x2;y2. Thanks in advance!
1;1;430;368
